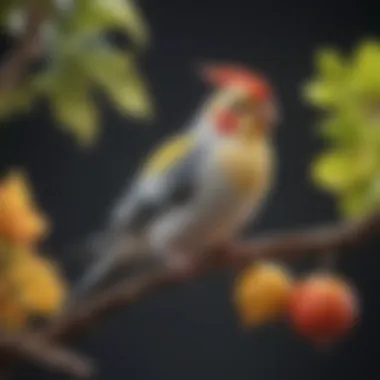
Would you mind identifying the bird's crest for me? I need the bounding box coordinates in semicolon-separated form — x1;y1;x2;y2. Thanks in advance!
199;63;273;103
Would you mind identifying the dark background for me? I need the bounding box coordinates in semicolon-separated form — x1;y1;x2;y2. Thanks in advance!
1;0;379;379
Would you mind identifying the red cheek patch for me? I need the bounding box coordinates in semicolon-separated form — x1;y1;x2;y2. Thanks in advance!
215;110;239;135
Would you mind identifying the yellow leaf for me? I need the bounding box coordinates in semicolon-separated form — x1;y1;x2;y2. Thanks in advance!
0;297;28;332
10;254;67;316
0;171;50;246
1;171;32;207
3;209;50;247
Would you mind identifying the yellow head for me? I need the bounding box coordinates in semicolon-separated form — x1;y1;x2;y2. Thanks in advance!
200;63;280;140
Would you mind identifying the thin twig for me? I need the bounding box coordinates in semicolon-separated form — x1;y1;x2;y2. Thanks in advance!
40;212;380;343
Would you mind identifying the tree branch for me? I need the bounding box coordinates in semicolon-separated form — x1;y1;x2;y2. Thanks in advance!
40;211;380;343
0;331;94;378
0;1;46;98
232;211;380;263
0;212;378;376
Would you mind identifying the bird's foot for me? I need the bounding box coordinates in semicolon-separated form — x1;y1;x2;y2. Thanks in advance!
164;252;196;279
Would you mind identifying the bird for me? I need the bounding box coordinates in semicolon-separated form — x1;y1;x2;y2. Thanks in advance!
70;63;280;303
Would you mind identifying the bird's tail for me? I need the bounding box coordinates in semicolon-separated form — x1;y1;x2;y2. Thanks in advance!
65;229;148;309
54;230;113;271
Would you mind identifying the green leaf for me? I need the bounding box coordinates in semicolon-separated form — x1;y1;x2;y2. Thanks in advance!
52;91;98;147
312;151;358;192
339;190;368;220
0;86;35;121
367;174;380;208
315;48;347;80
317;118;349;141
303;80;341;109
49;67;99;146
79;45;154;120
110;0;150;49
351;40;380;94
338;178;380;219
317;114;368;147
306;40;380;219
353;40;380;72
304;48;348;109
314;146;378;187
74;0;149;49
0;0;21;26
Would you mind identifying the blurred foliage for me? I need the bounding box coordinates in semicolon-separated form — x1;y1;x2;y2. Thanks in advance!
304;40;380;219
0;171;50;245
0;0;154;146
0;170;67;331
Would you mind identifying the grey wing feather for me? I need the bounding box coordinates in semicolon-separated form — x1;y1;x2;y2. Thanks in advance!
70;139;206;304
107;142;206;234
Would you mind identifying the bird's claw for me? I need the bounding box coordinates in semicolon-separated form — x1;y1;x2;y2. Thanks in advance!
164;253;195;278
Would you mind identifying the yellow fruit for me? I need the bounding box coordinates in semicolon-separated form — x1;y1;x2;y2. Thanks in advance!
234;261;294;327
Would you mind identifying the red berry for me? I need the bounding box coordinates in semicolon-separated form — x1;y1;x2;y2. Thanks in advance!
288;274;359;345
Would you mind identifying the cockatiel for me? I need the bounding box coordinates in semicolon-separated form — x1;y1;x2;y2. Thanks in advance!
72;63;280;301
